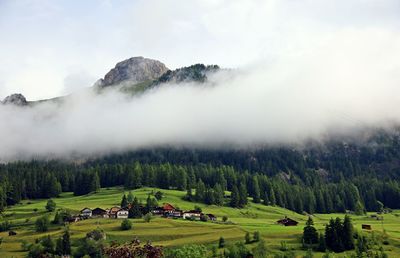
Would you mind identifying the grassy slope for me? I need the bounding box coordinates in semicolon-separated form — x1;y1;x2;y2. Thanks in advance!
1;187;399;257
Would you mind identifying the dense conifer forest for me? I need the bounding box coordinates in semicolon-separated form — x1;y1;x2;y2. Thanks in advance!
1;129;400;215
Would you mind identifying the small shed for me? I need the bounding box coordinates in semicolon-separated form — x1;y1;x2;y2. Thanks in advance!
277;217;298;226
362;224;372;230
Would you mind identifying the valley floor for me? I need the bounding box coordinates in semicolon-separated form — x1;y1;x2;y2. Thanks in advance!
1;187;400;257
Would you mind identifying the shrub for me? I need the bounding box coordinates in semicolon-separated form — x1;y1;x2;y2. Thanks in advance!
86;228;106;241
45;199;56;212
194;205;202;212
154;191;163;200
35;216;50;232
245;232;251;244
222;215;228;222
218;237;225;248
164;244;207;258
121;219;132;230
253;231;260;242
143;213;152;223
0;221;11;232
200;214;208;222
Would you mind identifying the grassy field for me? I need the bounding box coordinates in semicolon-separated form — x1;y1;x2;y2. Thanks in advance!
0;187;399;257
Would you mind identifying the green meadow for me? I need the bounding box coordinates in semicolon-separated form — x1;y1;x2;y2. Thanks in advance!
1;187;400;257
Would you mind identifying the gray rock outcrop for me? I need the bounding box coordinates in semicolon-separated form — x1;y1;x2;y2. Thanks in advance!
98;56;169;87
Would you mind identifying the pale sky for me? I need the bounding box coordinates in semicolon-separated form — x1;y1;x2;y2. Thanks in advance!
0;0;399;100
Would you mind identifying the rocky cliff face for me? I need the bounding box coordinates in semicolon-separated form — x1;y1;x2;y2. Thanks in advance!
98;56;169;87
2;93;28;106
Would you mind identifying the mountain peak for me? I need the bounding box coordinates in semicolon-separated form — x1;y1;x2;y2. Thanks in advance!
98;56;169;87
2;93;28;106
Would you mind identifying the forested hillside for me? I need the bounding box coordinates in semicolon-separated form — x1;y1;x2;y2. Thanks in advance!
1;128;400;215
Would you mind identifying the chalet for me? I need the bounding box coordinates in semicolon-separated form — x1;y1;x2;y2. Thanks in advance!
362;224;372;230
277;217;298;226
206;214;217;221
183;210;203;220
162;203;176;214
152;207;165;215
80;208;92;218
92;208;108;218
165;209;183;218
108;206;121;219
116;209;129;219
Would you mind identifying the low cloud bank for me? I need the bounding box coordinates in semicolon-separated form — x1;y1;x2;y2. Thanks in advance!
1;28;400;161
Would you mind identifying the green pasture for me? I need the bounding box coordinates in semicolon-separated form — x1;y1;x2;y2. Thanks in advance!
1;187;399;257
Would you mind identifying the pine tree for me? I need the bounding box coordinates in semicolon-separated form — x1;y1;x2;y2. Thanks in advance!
317;233;326;252
230;185;240;208
245;232;251;244
56;228;71;255
213;183;224;206
121;194;128;209
269;188;276;206
127;191;134;203
303;217;319;246
195;179;206;202
218;236;225;248
342;215;354;250
252;177;261;203
239;182;248;208
91;172;101;193
45;199;56;212
263;191;269;206
128;197;142;218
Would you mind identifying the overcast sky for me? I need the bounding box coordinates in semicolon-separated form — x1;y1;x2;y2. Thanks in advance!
0;0;399;100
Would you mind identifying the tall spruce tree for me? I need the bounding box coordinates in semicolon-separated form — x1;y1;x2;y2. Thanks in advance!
230;185;240;208
252;177;261;203
239;182;248;208
303;217;319;246
342;215;354;250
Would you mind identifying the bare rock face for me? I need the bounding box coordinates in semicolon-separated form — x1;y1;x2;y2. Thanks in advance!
98;56;169;87
2;93;28;106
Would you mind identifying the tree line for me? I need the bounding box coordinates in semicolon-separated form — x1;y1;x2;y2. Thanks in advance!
1;157;400;214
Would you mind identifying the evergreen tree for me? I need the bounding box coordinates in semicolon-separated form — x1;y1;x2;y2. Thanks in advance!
342;215;354;250
239;182;248;208
195;179;206;202
127;191;134;203
263;191;269;206
230;185;240;208
120;194;128;209
91;172;101;193
45;199;56;212
56;228;71;255
317;234;326;252
252;177;261;203
245;232;251;244
303;217;319;246
41;235;55;254
213;183;224;206
218;236;225;248
269;188;276;206
128;197;143;218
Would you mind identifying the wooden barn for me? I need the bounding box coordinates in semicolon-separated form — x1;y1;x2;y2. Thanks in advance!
277;217;298;226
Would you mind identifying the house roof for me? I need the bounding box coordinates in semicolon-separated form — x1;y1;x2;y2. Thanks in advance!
92;207;106;212
109;206;121;214
80;207;92;212
184;210;202;214
163;203;175;210
277;217;298;224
